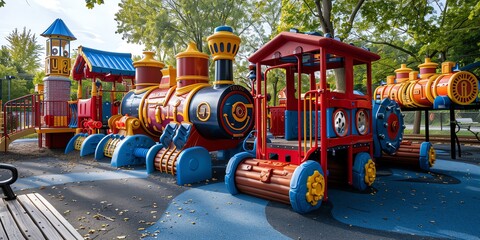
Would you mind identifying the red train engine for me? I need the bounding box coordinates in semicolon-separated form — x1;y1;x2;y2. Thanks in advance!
226;31;383;213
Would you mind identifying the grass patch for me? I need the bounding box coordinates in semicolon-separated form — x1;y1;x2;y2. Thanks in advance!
20;133;38;139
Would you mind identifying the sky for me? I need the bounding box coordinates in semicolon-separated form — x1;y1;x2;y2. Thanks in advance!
0;0;145;65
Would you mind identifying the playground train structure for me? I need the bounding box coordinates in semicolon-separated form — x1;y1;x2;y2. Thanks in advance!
60;27;479;214
374;58;478;109
67;26;255;185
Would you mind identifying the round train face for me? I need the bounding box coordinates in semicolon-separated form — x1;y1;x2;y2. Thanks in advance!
190;85;254;139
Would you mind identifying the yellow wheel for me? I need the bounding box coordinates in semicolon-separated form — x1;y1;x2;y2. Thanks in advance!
353;152;376;190
428;145;436;168
306;170;325;206
364;159;376;186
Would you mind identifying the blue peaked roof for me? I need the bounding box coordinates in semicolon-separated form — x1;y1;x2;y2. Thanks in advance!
72;46;135;81
41;18;76;40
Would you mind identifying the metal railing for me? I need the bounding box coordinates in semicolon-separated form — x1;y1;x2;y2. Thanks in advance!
2;94;37;137
1;95;71;147
302;90;320;160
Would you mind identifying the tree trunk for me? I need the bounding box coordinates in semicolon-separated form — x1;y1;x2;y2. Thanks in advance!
412;111;422;134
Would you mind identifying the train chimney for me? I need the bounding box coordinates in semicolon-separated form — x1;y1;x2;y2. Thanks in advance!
175;42;209;90
133;51;165;90
207;26;241;89
386;75;395;85
441;61;455;74
394;64;412;83
418;58;438;79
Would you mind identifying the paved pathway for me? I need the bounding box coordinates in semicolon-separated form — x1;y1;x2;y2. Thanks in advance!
4;140;480;239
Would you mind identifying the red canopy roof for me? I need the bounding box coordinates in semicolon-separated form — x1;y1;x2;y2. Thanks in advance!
248;32;380;66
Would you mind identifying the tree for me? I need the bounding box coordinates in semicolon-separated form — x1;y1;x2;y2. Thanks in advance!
235;0;284;103
279;0;366;39
355;0;480;67
114;0;251;65
0;28;43;102
6;27;42;74
279;0;480;77
85;0;104;9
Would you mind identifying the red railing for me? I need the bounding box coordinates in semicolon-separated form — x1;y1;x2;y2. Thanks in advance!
2;94;37;138
1;94;71;150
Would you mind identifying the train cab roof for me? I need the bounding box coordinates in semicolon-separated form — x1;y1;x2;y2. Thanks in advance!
72;46;136;82
248;31;380;68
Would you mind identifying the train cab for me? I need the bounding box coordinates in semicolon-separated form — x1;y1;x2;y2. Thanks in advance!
226;30;382;213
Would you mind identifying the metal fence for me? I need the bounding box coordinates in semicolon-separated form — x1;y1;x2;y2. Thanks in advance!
403;110;480;131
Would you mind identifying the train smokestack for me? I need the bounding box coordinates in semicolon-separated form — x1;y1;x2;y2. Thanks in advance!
133;51;165;90
175;42;209;90
394;64;412;83
207;26;241;89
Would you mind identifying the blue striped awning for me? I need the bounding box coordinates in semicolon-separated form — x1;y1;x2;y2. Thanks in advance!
72;46;135;81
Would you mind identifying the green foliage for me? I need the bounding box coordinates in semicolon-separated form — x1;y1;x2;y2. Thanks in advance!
115;0;250;64
0;0;5;7
353;0;480;82
6;27;43;73
279;0;480;85
85;0;104;9
278;0;320;33
0;27;43;102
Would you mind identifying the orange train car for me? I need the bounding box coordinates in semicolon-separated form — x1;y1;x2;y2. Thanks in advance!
374;58;478;109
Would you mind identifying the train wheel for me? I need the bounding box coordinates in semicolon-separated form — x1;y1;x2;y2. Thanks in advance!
289;160;324;213
373;98;404;156
225;152;255;195
419;142;436;171
111;135;155;168
352;152;376;191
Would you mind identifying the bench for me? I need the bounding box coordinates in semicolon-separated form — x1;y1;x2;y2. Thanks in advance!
455;118;480;141
0;164;83;240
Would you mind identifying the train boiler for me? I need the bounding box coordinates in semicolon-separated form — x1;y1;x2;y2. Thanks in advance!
93;26;254;185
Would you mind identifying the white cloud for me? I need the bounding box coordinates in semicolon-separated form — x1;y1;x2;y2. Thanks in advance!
32;0;62;12
0;0;146;63
116;41;145;57
74;30;105;45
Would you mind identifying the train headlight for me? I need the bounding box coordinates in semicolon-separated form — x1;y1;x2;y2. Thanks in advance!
232;102;247;122
197;102;211;122
333;109;349;137
356;109;369;135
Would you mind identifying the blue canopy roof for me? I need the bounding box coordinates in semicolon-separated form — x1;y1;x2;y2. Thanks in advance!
41;18;76;40
72;46;135;81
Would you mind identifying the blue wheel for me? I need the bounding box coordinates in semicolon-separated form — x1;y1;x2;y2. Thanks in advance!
176;147;212;185
80;133;105;156
111;135;156;168
289;160;324;214
65;133;85;154
419;142;435;171
372;98;404;157
225;152;254;195
352;152;376;191
145;144;164;174
94;134;114;160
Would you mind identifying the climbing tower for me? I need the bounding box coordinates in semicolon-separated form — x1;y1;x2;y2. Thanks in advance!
39;18;77;148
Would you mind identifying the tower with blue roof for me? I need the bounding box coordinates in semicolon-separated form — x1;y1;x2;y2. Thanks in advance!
40;18;76;128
